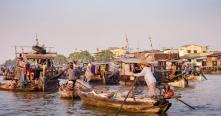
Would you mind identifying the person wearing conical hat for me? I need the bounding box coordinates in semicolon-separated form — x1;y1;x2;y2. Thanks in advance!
133;61;157;98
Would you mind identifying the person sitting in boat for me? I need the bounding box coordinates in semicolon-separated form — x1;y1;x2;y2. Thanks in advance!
8;79;18;89
168;68;176;80
133;62;157;98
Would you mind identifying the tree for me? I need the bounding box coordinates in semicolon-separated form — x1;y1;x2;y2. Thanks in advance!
68;50;93;63
95;50;114;61
54;54;67;66
3;59;16;67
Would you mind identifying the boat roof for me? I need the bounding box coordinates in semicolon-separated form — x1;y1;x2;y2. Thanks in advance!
117;58;142;64
23;53;57;59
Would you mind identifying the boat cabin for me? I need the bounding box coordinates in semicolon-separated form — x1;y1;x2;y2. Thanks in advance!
117;58;145;85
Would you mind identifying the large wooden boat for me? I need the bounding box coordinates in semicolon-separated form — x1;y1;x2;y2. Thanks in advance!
0;39;61;92
168;78;188;88
78;90;171;113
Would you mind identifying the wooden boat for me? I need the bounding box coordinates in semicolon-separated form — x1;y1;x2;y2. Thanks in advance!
117;58;146;86
0;81;39;92
86;62;120;85
78;90;171;113
3;76;13;80
0;40;61;92
168;78;188;88
59;79;92;99
0;78;59;92
185;75;203;81
59;84;78;99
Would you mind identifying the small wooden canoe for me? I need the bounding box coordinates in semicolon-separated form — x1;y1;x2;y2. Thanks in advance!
78;90;171;113
0;83;39;92
3;76;13;80
185;75;203;81
59;80;92;99
59;86;78;99
0;78;59;92
168;78;188;88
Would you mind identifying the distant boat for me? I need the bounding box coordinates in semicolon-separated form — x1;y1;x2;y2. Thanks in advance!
185;75;204;81
168;78;188;88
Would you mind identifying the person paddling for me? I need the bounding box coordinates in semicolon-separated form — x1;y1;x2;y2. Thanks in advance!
133;62;157;98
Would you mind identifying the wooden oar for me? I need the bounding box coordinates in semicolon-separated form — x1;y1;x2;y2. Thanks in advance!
200;72;207;80
191;68;207;80
50;68;68;80
176;98;195;109
116;76;139;116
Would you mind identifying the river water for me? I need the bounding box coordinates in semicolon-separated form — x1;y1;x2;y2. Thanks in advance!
0;75;221;116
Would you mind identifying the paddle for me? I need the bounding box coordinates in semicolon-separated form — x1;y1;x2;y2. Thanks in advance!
116;76;139;116
200;72;207;80
191;68;207;80
50;67;69;80
175;98;195;109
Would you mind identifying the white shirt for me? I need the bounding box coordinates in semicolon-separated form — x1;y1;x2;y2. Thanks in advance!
134;67;156;84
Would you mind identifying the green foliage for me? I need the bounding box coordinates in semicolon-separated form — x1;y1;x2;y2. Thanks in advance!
3;59;16;67
68;50;93;63
95;50;114;61
54;54;67;66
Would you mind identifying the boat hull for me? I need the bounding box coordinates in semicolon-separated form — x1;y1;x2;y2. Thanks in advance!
0;83;39;92
59;88;78;99
59;80;92;99
119;75;146;86
78;91;171;113
0;78;59;92
168;78;187;88
186;75;203;81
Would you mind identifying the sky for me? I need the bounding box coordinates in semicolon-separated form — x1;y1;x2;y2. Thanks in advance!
0;0;221;64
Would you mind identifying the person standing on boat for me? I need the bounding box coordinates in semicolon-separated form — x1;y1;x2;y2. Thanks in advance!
85;63;93;82
16;53;25;81
133;62;157;98
67;62;77;87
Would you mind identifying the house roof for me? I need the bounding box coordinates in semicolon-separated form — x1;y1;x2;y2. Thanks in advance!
180;44;205;48
180;54;202;59
24;53;57;59
207;53;221;57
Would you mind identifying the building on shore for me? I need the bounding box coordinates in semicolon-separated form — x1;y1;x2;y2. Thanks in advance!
163;48;179;54
107;47;128;58
178;44;208;57
200;52;221;74
178;44;213;66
